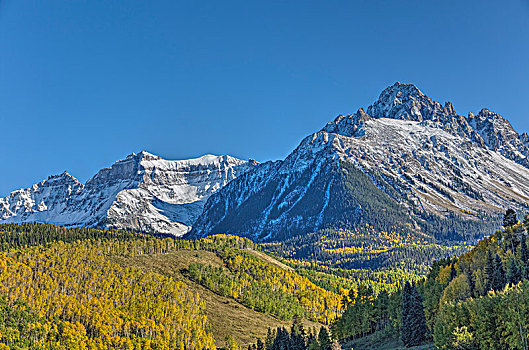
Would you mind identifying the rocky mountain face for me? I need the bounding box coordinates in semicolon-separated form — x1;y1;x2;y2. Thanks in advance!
0;151;254;236
188;83;529;241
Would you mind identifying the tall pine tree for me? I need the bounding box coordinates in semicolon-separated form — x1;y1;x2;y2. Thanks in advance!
460;260;475;297
410;284;428;347
318;326;331;350
272;327;290;350
521;235;529;263
484;250;495;293
265;327;275;350
401;282;413;347
492;254;506;291
504;208;517;228
506;257;522;285
290;319;306;350
521;235;529;279
402;282;427;347
449;263;457;282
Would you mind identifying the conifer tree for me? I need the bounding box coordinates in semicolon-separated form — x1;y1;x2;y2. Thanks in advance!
504;227;518;254
318;326;331;350
521;235;529;279
504;208;517;228
507;258;522;285
410;285;428;346
306;333;318;350
401;281;413;346
484;250;495;293
449;263;457;282
265;328;275;350
521;235;528;264
460;260;475;297
402;282;427;347
492;254;506;291
290;316;306;350
272;327;290;350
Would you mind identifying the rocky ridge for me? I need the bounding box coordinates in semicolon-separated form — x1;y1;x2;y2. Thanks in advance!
0;151;254;236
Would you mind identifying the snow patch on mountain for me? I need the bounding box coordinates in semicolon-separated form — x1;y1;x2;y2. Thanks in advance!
0;151;254;236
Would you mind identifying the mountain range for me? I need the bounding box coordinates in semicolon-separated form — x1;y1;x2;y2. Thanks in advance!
188;82;529;241
2;82;529;240
0;152;254;235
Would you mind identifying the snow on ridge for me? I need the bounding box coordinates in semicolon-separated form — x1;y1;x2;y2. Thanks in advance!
191;96;529;241
0;151;254;236
323;115;529;216
325;82;529;170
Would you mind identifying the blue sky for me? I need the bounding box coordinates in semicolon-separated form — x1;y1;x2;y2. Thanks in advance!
1;1;528;196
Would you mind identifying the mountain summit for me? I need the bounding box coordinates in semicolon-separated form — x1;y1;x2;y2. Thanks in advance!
366;82;456;122
188;83;529;241
0;151;254;235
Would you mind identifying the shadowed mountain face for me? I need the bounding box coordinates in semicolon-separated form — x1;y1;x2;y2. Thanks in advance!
188;83;529;242
0;151;255;236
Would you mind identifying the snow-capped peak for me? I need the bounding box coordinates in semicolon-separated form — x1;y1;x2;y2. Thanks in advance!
368;82;431;120
0;151;255;236
467;108;529;167
366;82;457;122
467;108;518;148
363;83;529;168
190;83;529;242
46;170;79;183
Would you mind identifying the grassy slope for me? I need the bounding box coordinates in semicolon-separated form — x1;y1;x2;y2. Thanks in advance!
110;249;321;347
245;248;294;271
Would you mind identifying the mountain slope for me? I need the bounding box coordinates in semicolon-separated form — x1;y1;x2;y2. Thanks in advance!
109;246;322;347
331;213;529;350
0;223;325;347
189;83;529;242
0;151;254;236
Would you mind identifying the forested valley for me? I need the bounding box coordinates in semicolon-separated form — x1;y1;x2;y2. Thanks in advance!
0;209;528;349
330;210;529;349
0;224;341;349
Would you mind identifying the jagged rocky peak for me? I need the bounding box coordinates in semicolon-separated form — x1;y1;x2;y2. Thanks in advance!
468;108;519;149
0;151;254;236
324;83;481;145
137;150;162;161
87;153;143;187
34;171;84;193
366;82;457;122
46;170;80;184
444;101;456;115
323;108;372;137
467;108;529;167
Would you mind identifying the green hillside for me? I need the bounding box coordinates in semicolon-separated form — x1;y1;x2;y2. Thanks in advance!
331;211;529;350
